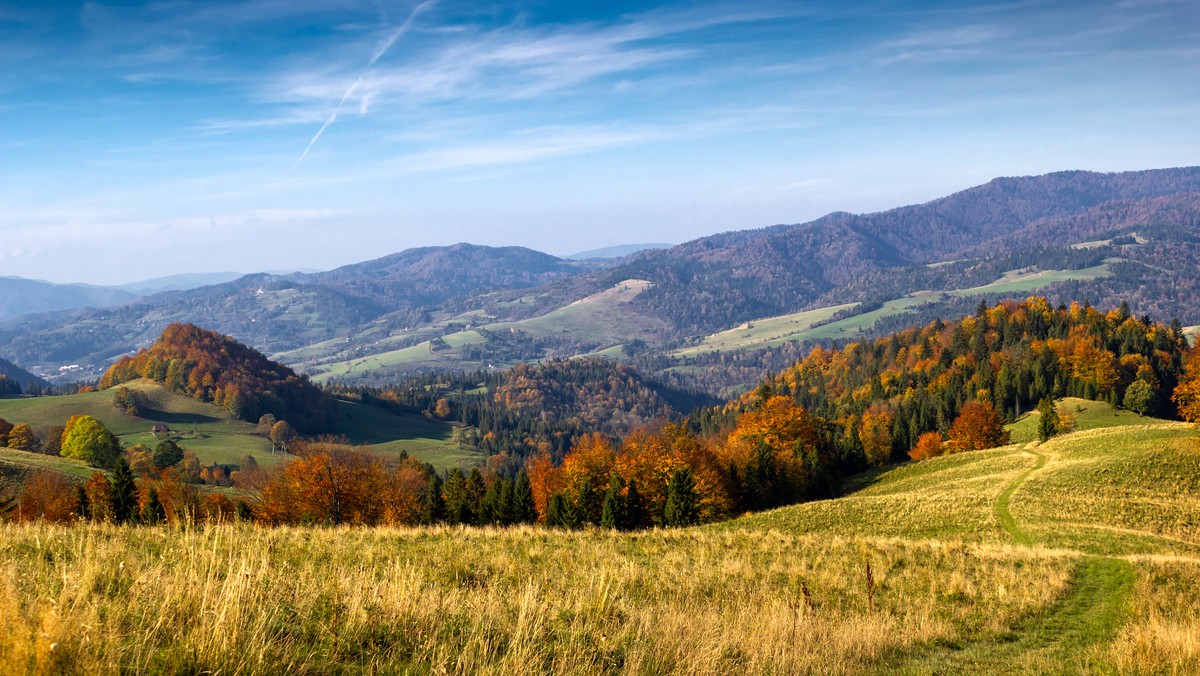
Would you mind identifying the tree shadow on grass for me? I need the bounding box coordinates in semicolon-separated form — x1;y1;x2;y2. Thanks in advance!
138;408;222;425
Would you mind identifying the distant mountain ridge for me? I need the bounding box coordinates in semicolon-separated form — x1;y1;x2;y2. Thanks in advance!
3;167;1200;383
0;277;137;321
566;243;673;260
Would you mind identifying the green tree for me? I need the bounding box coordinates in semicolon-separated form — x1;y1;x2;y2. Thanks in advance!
420;471;446;524
141;486;166;524
73;483;90;521
466;468;487;525
600;475;627;530
512;470;537;524
1037;398;1060;443
545;492;570;529
152;439;185;468
60;415;121;468
442;469;472;525
625;479;647;530
663;467;699;527
1123;379;1156;416
109;457;137;524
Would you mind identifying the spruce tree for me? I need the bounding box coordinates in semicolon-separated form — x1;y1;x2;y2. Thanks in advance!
1037;398;1060;442
73;483;90;521
546;493;568;528
442;469;470;525
420;472;446;524
625;479;646;530
512;470;537;524
600;475;627;530
141;486;166;524
663;467;699;527
109;456;137;524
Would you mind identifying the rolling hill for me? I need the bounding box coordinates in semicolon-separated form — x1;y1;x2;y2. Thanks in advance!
3;168;1200;389
0;276;136;321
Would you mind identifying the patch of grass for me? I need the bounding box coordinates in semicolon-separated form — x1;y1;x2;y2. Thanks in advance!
946;261;1113;297
0;523;1074;674
334;401;481;470
1007;397;1162;444
672;303;857;357
0;448;96;480
0;381;277;468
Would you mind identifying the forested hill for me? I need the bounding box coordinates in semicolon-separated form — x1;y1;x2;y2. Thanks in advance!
724;297;1190;466
610;167;1200;333
98;323;334;433
306;243;596;308
0;357;46;392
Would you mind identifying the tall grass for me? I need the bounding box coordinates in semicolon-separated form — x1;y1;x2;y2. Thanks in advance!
1;523;1072;674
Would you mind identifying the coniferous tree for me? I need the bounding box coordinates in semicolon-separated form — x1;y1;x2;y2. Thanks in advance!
512;470;537;524
546;492;569;528
625;479;647;530
1037;398;1061;443
141;487;166;524
109;457;137;524
73;483;90;521
663;467;699;527
600;475;627;530
442;469;470;525
420;471;446;524
465;468;487;525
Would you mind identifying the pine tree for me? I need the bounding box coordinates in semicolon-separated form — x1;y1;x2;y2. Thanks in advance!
1037;398;1060;442
512;470;537;524
442;469;470;525
73;483;90;521
109;457;137;524
663;467;699;527
625;479;647;530
141;486;166;524
546;493;569;528
600;475;627;530
420;472;446;524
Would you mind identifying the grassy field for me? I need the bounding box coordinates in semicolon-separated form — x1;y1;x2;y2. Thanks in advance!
2;409;1197;673
0;380;473;472
667;264;1114;359
1006;397;1163;444
312;280;667;382
672;303;858;357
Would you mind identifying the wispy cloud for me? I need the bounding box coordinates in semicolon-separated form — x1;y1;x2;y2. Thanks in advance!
293;0;438;168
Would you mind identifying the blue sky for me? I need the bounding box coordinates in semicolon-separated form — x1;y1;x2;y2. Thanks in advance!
2;0;1198;284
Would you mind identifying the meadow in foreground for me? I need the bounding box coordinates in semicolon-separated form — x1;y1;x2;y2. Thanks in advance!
3;421;1199;674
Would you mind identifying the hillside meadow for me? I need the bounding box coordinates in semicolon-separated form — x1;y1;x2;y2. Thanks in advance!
2;414;1198;673
0;380;478;472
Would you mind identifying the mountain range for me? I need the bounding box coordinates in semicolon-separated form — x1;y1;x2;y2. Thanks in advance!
2;167;1198;387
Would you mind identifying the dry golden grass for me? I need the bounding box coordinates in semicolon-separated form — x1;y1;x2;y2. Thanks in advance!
1105;557;1200;675
0;522;1073;675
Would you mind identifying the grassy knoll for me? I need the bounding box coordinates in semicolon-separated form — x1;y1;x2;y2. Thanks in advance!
0;380;472;472
335;401;482;470
1007;397;1163;444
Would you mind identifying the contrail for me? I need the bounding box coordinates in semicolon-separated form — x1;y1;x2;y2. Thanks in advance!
293;0;438;169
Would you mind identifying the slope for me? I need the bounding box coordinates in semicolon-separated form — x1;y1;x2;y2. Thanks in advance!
0;380;473;471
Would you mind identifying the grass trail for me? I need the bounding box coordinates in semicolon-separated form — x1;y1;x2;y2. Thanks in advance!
995;443;1047;546
886;440;1139;672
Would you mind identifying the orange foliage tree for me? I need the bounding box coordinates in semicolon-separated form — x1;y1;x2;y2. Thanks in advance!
859;403;895;467
14;471;77;522
1175;349;1200;425
908;431;945;461
947;400;1010;452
